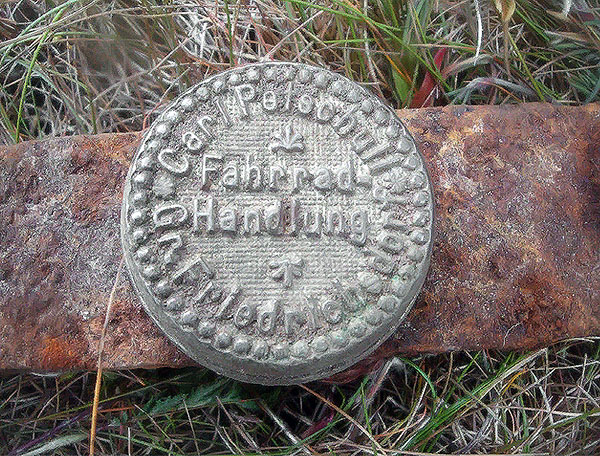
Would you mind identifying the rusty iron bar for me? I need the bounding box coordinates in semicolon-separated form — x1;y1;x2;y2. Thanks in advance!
1;102;599;377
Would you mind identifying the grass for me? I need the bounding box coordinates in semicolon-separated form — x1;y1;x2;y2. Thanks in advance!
1;0;599;142
1;0;600;454
1;342;599;454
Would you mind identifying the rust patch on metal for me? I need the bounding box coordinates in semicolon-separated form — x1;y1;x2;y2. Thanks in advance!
1;103;599;377
68;134;140;225
388;104;600;352
40;336;87;371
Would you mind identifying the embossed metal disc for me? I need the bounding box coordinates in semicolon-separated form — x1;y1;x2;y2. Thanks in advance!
121;62;434;385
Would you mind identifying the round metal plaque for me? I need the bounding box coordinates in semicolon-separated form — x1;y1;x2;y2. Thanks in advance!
121;62;434;385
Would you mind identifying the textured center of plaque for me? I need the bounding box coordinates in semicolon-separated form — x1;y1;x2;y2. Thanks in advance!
121;63;433;384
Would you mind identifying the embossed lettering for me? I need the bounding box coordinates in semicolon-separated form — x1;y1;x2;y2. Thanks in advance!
233;84;256;117
297;94;314;115
359;141;394;162
197;115;215;138
269;165;285;190
357;138;406;176
332;109;357;136
262;90;277;111
158;148;189;175
257;300;279;334
369;156;405;175
316;101;335;123
337;159;355;193
172;257;214;284
304;296;323;330
264;201;282;234
182;131;206;152
153;204;189;228
349;210;368;246
245;155;263;191
324;209;346;236
193;197;216;232
243;208;261;234
202;155;222;187
283;82;293;111
124;64;432;378
333;279;365;312
193;280;222;305
215;97;232;126
314;167;333;191
157;232;183;264
378;232;403;253
233;302;256;328
382;212;406;231
352;130;376;153
214;283;241;319
365;246;395;275
284;309;305;335
211;160;370;195
322;299;343;324
222;163;240;188
292;167;310;192
219;208;237;232
301;211;322;236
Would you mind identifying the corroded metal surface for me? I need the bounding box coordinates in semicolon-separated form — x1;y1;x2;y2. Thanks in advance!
0;102;599;376
121;63;434;384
